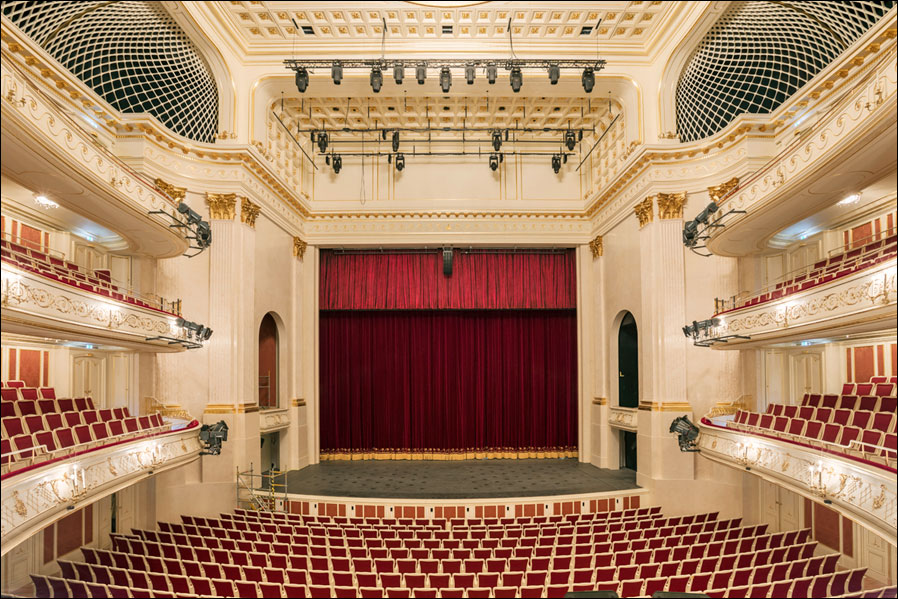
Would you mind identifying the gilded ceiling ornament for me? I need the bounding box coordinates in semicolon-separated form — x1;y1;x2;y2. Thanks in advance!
205;193;237;220
293;237;307;260
153;178;186;202
589;235;604;259
707;177;740;204
634;197;654;228
656;192;688;220
240;197;261;228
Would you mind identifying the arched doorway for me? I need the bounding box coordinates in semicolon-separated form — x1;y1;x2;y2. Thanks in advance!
258;313;278;409
617;311;638;471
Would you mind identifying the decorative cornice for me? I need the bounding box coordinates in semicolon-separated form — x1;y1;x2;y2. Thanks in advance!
609;406;638;431
260;408;290;433
589;236;604;259
153;178;186;203
205;193;236;220
293;237;307;260
240;196;261;228
656;192;687;220
634;197;654;228
707;177;739;204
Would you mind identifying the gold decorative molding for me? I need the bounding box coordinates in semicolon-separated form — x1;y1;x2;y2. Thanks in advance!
293;237;308;260
203;403;259;414
588;236;604;259
656;192;688;220
240;197;261;228
707;177;740;204
592;397;608;405
658;131;679;140
638;401;693;412
204;193;237;220
634;197;654;228
153;178;186;202
291;398;307;407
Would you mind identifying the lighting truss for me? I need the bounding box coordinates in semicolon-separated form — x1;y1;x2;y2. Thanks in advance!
285;58;606;81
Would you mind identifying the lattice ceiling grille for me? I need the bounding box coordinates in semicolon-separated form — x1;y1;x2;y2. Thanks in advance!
675;1;894;143
221;1;668;42
3;0;219;144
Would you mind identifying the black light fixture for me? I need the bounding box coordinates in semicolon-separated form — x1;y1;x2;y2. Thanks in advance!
440;66;452;93
295;67;309;93
486;63;497;84
393;63;404;84
392;130;400;152
491;130;502;151
395;153;405;171
317;131;329;153
416;63;427;84
489;153;499;171
509;66;522;93
370;66;383;92
332;154;342;173
331;61;343;85
551;153;562;174
465;64;476;84
582;67;595;93
564;130;577;151
548;63;560;85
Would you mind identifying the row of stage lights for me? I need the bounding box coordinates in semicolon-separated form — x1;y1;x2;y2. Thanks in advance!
325;150;569;174
292;61;600;95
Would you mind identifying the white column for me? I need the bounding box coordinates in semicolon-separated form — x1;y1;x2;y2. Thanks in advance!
301;245;319;465
577;245;594;463
285;237;308;470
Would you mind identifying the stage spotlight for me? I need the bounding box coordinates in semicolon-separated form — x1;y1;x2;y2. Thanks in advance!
395;153;405;171
491;130;502;151
176;202;202;226
294;68;309;93
694;201;720;225
551;153;562;174
317;131;329;153
392;130;400;152
440;66;452;93
582;67;595;93
202;327;213;341
195;222;212;249
332;154;342;174
199;421;229;456
489;153;499;171
564;130;577;151
682;220;699;247
370;66;383;93
416;63;427;84
331;61;343;85
393;62;404;84
486;62;497;84
509;66;522;93
465;64;476;84
670;416;700;452
548;63;560;85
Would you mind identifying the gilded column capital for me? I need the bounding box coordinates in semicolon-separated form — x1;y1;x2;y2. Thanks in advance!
154;178;186;202
205;193;237;220
240;197;261;228
589;235;604;259
293;237;307;260
708;177;740;204
656;192;688;220
634;197;654;228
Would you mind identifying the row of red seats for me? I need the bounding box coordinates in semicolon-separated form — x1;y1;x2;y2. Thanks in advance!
716;234;896;314
1;239;177;315
3;408;130;436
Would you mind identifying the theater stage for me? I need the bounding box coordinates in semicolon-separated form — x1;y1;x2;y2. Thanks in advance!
283;459;638;499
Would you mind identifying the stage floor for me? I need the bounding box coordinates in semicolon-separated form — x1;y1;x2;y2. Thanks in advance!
283;459;637;499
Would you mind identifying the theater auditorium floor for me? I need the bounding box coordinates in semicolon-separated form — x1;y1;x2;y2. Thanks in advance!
283;460;638;499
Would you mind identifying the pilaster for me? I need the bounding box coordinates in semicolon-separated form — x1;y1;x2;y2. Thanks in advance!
286;237;309;470
577;245;595;463
301;245;319;465
636;195;694;488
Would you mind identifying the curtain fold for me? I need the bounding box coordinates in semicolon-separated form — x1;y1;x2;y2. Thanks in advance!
320;250;576;310
320;310;578;459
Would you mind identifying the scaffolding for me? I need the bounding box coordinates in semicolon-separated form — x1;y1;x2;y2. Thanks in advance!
236;465;288;513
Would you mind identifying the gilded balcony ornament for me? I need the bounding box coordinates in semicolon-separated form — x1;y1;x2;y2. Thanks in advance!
153;178;186;202
634;197;654;228
707;177;740;204
657;192;688;220
589;235;604;259
240;197;261;228
205;193;237;220
293;237;307;260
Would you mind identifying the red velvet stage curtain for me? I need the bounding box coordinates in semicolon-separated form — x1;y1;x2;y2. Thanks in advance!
319;310;578;459
320;250;576;310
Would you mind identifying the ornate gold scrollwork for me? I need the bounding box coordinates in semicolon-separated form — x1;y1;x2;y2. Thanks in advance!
240;197;261;228
634;197;654;228
293;237;307;260
153;178;186;202
656;192;688;220
205;193;237;220
707;177;739;204
589;236;603;259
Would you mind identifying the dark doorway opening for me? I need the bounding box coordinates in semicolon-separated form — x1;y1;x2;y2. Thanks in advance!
620;430;637;471
618;312;639;408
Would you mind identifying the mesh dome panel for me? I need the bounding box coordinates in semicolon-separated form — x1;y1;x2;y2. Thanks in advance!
3;1;219;144
675;1;893;143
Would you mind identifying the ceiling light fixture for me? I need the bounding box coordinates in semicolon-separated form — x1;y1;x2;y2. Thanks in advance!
491;130;503;151
551;154;562;174
392;131;400;152
34;194;59;210
489;153;500;171
465;64;476;84
440;66;452;93
416;63;427;84
393;63;404;84
370;66;383;93
582;67;595;93
331;61;343;85
837;193;861;206
395;153;405;171
295;67;309;93
509;66;522;93
486;62;498;84
564;130;577;151
548;63;560;85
